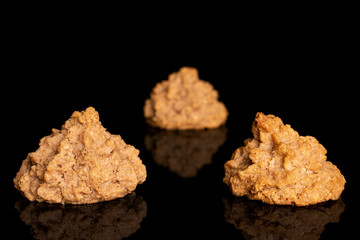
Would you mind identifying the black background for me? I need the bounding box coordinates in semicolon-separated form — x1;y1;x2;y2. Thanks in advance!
3;34;358;239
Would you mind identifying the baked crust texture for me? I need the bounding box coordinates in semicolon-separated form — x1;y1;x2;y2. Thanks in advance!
14;107;147;204
224;112;345;206
144;67;228;130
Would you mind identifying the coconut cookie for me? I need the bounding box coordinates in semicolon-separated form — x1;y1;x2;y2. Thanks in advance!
144;67;228;130
224;112;345;206
14;107;147;204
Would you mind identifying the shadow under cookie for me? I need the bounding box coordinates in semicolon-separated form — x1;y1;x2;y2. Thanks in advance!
145;126;227;178
15;193;147;240
223;195;345;240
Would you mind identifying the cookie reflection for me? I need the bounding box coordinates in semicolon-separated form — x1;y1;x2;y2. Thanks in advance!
145;126;227;178
15;193;147;240
224;196;345;240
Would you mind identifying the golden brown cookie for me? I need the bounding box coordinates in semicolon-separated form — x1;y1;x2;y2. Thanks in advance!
224;112;345;206
14;107;146;204
144;67;228;130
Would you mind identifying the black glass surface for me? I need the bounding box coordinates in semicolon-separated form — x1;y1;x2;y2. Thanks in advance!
3;60;356;239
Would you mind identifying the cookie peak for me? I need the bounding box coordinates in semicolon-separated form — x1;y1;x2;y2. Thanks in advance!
168;67;199;84
71;107;100;125
254;112;283;132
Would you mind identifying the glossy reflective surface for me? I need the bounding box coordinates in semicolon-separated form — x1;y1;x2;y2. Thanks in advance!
145;126;227;178
15;193;146;240
224;196;345;240
4;61;357;239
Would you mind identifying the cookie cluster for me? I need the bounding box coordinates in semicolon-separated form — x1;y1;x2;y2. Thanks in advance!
14;67;345;206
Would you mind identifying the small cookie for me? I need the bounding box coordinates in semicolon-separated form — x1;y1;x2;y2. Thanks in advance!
144;67;228;130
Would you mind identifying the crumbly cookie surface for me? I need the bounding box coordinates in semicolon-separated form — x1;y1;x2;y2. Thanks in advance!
224;112;345;206
144;67;228;130
14;107;146;204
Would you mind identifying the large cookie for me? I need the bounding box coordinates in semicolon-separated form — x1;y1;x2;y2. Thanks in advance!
224;112;345;206
14;107;146;204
